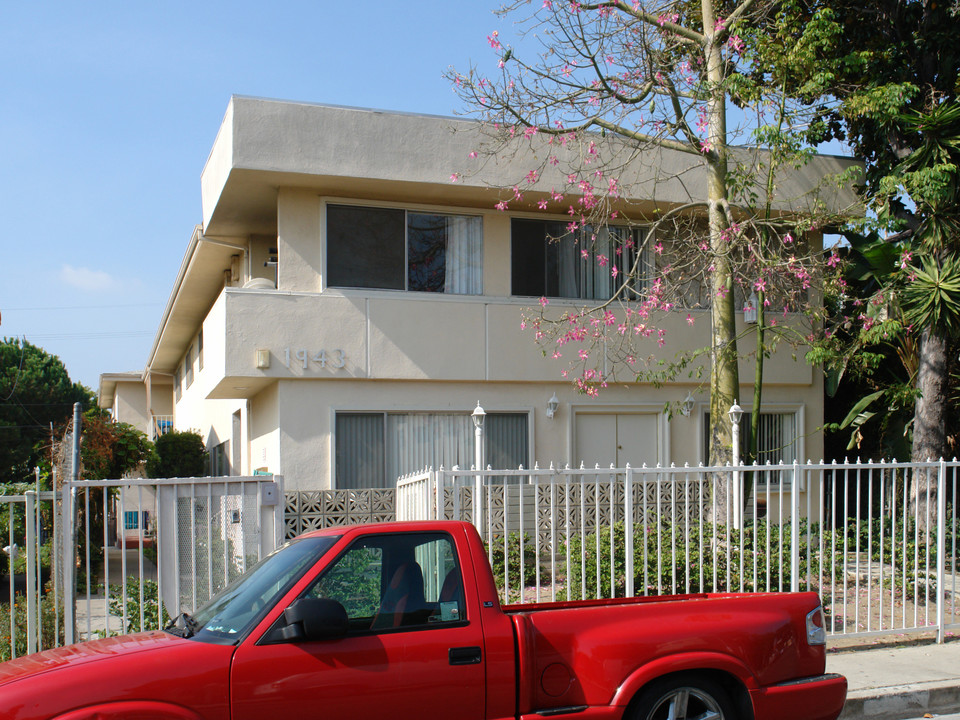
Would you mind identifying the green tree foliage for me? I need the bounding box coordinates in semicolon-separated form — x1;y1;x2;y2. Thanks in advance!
0;338;93;484
755;0;960;463
80;410;153;480
146;430;207;479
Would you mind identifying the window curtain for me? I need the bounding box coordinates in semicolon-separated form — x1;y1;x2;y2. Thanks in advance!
444;216;482;294
335;414;386;489
386;414;475;481
582;227;614;300
557;231;580;298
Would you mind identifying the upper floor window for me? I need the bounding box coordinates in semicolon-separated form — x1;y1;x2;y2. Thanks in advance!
327;204;482;294
511;219;647;300
185;344;195;388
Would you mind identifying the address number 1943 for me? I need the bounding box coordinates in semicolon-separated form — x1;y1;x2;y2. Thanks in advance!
284;348;346;370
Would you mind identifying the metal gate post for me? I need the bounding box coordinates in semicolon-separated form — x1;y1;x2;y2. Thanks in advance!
625;466;634;598
791;461;801;593
937;458;947;643
25;491;37;655
61;483;76;646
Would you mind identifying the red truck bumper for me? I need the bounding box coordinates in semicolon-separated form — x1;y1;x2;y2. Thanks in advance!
750;673;847;720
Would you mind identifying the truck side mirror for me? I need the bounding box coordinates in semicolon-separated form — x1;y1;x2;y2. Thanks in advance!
280;598;349;642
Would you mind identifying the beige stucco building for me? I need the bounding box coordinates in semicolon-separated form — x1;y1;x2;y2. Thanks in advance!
99;96;859;494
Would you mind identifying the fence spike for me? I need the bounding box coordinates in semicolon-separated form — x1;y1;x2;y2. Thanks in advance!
579;461;585;469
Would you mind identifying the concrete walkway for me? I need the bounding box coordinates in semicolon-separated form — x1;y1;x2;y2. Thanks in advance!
830;636;960;720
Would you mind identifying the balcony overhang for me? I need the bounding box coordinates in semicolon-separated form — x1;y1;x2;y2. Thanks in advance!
201;96;863;238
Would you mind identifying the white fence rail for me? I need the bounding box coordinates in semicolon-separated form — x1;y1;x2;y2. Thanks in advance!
398;460;959;642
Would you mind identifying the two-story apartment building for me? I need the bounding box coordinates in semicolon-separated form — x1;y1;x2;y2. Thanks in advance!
99;96;859;494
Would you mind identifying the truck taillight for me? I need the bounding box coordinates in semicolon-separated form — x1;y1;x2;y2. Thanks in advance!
806;607;826;646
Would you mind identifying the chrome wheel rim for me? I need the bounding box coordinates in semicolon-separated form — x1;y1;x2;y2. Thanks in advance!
644;686;724;720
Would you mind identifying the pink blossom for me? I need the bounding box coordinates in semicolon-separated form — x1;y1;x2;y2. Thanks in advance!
468;151;478;159
538;199;549;210
726;34;744;54
687;314;695;326
526;170;539;184
654;242;663;255
449;173;460;183
539;296;550;308
714;16;727;32
495;200;509;211
487;31;501;50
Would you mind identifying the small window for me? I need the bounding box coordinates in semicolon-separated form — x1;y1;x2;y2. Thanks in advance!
174;366;182;402
306;533;464;632
123;510;148;530
198;330;204;371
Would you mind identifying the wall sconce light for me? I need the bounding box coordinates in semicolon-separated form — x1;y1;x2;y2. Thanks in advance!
546;392;560;419
255;349;271;369
743;290;759;324
681;392;695;417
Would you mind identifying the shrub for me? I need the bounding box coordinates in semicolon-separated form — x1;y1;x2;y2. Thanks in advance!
107;577;171;634
0;582;64;662
486;532;551;600
146;431;207;479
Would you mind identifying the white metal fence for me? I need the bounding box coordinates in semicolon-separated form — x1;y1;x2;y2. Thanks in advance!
63;475;285;645
1;489;60;660
398;460;959;642
2;474;285;660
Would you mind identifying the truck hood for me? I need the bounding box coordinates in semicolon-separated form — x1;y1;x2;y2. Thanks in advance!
0;631;188;686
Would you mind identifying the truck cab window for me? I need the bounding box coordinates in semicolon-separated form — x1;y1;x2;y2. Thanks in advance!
307;532;465;631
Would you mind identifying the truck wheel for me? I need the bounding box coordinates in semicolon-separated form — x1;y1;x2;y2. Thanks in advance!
628;674;737;720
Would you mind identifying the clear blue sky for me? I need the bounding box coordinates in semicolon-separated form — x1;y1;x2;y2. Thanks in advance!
0;1;501;390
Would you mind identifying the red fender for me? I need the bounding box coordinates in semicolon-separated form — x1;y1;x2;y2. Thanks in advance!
54;701;205;720
610;650;757;708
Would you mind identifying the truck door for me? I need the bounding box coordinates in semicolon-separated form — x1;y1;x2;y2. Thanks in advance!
230;531;485;720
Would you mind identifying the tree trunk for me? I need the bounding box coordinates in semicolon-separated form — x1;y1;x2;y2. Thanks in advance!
703;10;740;522
909;327;947;529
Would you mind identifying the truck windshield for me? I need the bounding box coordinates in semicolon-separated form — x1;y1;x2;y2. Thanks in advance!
171;535;338;645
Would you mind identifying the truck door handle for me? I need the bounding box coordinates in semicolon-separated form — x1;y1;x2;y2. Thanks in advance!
449;646;482;665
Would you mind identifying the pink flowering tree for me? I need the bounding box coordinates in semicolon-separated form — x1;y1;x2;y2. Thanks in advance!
449;0;855;481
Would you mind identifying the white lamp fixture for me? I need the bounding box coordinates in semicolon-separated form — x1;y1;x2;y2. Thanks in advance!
681;392;695;417
743;290;759;324
727;400;743;427
546;392;560;419
471;401;486;429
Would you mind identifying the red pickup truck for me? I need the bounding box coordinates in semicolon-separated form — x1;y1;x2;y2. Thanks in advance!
0;521;846;720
